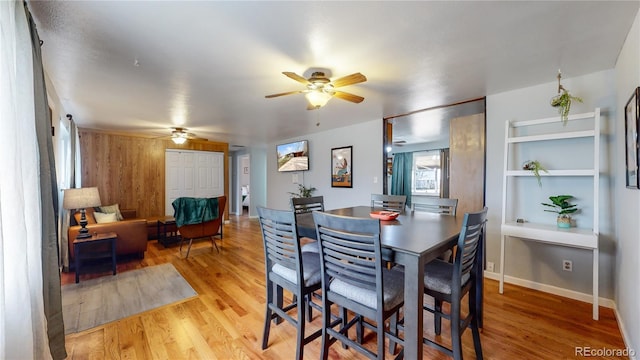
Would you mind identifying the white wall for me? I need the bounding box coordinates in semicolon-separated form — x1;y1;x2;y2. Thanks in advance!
614;9;640;356
267;120;383;211
486;69;616;299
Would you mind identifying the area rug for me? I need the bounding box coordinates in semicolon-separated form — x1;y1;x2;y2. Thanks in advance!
61;263;197;334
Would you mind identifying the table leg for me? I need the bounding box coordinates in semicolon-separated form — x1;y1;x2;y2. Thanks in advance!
74;243;80;283
398;253;425;360
111;238;117;276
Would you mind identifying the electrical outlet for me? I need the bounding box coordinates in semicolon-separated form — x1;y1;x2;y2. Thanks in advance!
563;259;573;272
486;261;495;272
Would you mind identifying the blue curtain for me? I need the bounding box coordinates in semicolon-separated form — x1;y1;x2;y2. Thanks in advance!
390;152;413;206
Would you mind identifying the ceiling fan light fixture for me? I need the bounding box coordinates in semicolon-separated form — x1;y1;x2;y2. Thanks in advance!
305;90;332;108
172;135;187;144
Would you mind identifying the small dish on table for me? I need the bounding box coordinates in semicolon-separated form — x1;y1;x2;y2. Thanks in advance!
369;210;400;221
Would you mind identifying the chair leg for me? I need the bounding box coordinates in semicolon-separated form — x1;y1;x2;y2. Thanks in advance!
471;318;483;360
262;281;274;349
320;302;332;360
305;294;313;322
296;297;306;360
377;317;385;360
210;235;220;253
470;284;484;359
450;299;463;360
434;299;443;335
389;311;399;354
185;238;194;258
341;307;349;349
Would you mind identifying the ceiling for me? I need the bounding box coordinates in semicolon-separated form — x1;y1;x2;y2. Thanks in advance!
28;1;639;149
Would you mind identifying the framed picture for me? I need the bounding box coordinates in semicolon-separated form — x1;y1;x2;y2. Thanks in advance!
625;87;639;189
331;146;352;188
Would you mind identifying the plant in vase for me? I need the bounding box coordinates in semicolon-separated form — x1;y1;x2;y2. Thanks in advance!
523;160;548;187
288;183;317;198
541;195;578;228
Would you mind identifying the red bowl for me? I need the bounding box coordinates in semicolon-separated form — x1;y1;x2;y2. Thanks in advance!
369;210;400;221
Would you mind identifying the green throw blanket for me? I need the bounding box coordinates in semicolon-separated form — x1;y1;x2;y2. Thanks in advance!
172;197;219;227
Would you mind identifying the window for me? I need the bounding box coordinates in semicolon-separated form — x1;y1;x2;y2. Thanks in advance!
412;150;441;196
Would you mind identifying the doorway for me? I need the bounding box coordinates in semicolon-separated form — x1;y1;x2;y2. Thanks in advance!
237;154;250;216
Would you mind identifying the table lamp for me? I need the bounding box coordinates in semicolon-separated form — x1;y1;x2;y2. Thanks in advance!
63;187;101;239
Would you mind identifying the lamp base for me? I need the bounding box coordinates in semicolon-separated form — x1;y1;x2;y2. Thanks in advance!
76;232;92;239
76;208;92;239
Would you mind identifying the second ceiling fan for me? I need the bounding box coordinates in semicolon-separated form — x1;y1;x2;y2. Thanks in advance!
265;71;367;109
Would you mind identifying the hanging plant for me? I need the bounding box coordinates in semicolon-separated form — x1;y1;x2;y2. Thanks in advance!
522;160;548;187
551;90;583;124
550;71;583;125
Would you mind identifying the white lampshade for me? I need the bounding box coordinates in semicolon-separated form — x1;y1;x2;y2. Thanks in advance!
63;187;102;210
305;91;332;108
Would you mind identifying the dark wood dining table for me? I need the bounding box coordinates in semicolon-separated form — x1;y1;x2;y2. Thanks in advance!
296;206;463;360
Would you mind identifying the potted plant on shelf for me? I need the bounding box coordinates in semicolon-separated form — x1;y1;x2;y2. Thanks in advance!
522;160;548;187
288;183;316;198
541;195;578;228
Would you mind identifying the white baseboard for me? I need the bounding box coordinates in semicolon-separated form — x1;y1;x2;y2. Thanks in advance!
483;271;615;308
613;305;638;360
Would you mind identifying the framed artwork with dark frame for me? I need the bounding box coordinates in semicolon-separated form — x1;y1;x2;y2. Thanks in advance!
331;146;352;188
625;87;639;189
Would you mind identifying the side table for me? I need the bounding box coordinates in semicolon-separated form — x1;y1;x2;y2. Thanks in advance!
157;216;179;247
73;232;117;283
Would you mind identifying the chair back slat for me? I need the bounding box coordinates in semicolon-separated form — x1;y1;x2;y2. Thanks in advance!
291;196;325;214
371;194;407;213
411;197;458;216
453;207;488;285
313;212;382;295
258;207;302;278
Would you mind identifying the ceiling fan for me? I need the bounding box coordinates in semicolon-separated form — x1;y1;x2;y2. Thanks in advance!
265;71;367;109
168;127;203;144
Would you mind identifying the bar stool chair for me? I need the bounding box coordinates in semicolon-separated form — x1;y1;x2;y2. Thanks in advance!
371;194;407;213
291;196;324;253
257;207;323;360
393;207;487;360
313;211;404;360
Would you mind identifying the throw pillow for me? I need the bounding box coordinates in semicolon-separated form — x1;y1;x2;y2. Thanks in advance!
100;203;123;221
93;212;118;224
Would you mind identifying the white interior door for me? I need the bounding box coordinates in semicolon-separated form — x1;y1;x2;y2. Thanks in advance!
166;149;223;215
195;151;224;197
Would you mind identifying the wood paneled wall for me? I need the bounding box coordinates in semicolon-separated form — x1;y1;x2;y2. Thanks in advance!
78;130;229;220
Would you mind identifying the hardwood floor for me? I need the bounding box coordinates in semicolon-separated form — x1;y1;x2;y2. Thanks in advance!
61;215;628;359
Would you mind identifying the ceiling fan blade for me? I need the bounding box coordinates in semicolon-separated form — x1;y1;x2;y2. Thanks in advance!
333;90;364;103
283;72;311;85
265;90;305;98
331;72;367;88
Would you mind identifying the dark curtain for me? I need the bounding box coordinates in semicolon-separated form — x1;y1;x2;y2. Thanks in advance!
25;2;67;359
390;152;413;206
440;148;450;198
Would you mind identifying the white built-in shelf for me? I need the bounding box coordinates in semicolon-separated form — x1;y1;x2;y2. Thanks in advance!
505;169;595;177
501;222;597;249
500;108;600;320
507;130;595;143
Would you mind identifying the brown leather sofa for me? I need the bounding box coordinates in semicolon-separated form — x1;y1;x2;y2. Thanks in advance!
68;208;148;260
